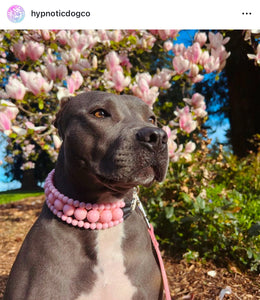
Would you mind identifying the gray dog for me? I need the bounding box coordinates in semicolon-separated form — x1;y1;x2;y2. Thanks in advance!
4;91;169;300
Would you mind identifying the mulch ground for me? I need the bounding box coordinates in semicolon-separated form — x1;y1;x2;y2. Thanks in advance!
0;196;259;300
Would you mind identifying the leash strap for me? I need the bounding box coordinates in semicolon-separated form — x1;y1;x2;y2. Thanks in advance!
135;195;171;300
148;225;172;300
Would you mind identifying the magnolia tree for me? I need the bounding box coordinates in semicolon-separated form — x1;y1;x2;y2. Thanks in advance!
0;30;230;185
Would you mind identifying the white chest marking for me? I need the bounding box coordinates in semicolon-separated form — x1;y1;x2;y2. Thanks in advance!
76;223;137;300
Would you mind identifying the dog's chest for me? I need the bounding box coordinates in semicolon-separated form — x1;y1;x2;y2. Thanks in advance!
76;223;137;300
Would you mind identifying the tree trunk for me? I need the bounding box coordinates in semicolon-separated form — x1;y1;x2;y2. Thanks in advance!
21;169;38;191
225;30;260;157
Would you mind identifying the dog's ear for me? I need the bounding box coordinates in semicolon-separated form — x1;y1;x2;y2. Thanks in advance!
54;97;71;139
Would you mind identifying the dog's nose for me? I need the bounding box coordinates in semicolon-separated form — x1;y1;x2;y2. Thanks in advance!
136;127;168;151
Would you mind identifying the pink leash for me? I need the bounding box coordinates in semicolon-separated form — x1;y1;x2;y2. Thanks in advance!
148;224;172;300
136;197;171;300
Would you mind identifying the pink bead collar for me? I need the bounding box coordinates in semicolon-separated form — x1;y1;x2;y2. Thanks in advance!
44;169;126;230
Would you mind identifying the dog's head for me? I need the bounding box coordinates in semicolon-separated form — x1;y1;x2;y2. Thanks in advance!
55;91;168;193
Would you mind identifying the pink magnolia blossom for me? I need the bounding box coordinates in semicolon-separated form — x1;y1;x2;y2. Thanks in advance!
71;59;91;75
138;32;157;49
188;64;199;78
12;41;27;61
181;141;196;161
172;55;190;74
26;41;45;61
184;93;207;118
184;93;205;109
56;30;68;45
0;100;19;120
5;77;27;100
199;50;210;66
41;30;51;40
92;55;98;69
155;30;179;40
46;63;68;81
185;42;202;64
203;56;220;73
20;70;53;95
53;134;62;149
131;73;159;107
163;40;173;52
66;71;83;94
141;87;159;108
107;30;123;42
57;65;68;80
184;141;196;153
105;51;121;72
118;53;132;72
211;46;231;71
150;68;173;89
172;43;186;56
208;32;230;49
194;32;207;47
111;69;131;92
175;106;197;133
0;112;11;133
25;121;47;132
247;44;260;64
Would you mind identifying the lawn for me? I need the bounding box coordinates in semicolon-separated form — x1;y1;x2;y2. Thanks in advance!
0;189;44;205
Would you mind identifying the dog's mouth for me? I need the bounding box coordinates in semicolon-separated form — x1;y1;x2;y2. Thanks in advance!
96;164;162;193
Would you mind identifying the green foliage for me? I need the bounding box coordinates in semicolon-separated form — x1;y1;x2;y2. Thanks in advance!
140;137;260;271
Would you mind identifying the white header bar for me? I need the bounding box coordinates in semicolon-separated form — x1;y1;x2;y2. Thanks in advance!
0;0;259;29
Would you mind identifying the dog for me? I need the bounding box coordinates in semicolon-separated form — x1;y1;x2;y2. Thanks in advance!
4;91;169;300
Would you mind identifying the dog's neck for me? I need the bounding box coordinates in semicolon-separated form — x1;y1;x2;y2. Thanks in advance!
44;169;137;230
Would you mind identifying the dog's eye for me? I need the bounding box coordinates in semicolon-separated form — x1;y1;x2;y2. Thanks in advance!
148;116;156;125
92;109;110;118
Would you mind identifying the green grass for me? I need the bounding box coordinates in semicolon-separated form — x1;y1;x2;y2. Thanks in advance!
0;189;44;205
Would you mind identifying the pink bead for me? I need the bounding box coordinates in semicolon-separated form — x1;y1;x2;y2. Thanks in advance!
99;204;105;211
90;223;96;230
108;221;114;228
45;187;50;196
96;223;103;230
92;204;99;210
86;203;92;210
57;211;62;218
74;200;80;207
111;203;117;209
72;219;78;226
54;199;63;211
78;220;84;227
62;196;69;203
119;201;125;208
61;215;67;221
66;217;72;224
74;208;87;221
114;220;119;226
68;198;74;205
102;223;109;229
84;222;90;229
79;202;86;208
54;190;60;198
112;208;123;221
105;203;111;210
63;204;75;216
100;210;112;223
87;210;100;223
53;208;58;215
48;193;55;204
